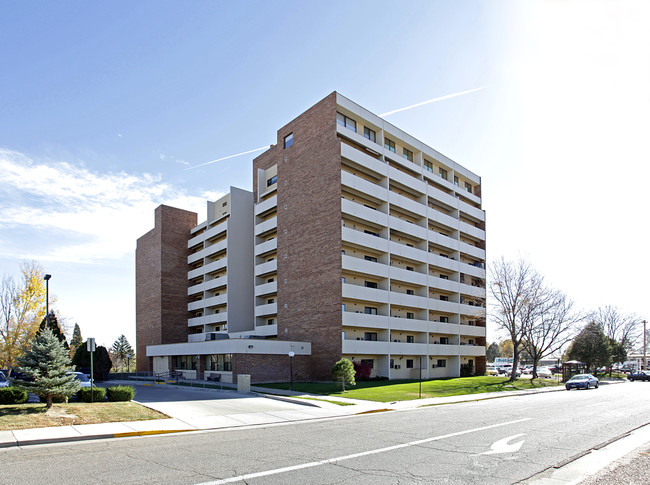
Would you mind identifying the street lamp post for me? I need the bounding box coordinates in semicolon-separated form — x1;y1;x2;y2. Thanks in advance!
643;320;647;371
44;274;51;319
288;351;295;391
126;354;131;374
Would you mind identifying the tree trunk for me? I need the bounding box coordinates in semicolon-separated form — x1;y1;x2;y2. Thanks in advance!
46;394;53;409
510;347;519;382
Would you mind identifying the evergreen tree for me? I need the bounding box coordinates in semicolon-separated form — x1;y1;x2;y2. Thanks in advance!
111;334;134;371
12;328;80;408
70;323;83;356
568;322;611;373
72;340;113;379
486;342;501;362
331;358;356;391
37;312;69;350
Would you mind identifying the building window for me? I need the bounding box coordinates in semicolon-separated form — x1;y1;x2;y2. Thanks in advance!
365;281;378;289
384;138;396;153
465;182;473;193
222;201;228;207
440;295;449;301
364;126;376;143
440;274;448;280
342;277;345;283
267;298;274;304
406;312;414;319
342;304;346;311
406;289;414;295
364;255;378;262
437;359;446;368
440;316;449;323
469;339;474;345
364;332;377;341
454;175;459;186
406;359;414;368
267;278;274;283
440;337;449;344
267;175;278;187
403;148;413;162
267;318;275;325
406;335;414;343
364;229;380;237
364;306;378;315
360;359;374;369
406;266;414;271
208;354;232;371
439;168;447;180
424;160;434;172
284;133;293;148
336;112;357;132
390;359;394;369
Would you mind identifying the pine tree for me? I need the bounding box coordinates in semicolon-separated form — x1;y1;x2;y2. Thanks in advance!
37;312;69;350
12;328;80;408
111;335;134;371
73;341;113;379
331;358;356;391
70;323;82;357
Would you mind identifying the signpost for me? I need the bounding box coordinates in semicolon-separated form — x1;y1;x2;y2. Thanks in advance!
87;338;96;402
288;351;295;391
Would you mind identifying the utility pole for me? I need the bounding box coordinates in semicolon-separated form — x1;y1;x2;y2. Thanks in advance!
643;320;647;371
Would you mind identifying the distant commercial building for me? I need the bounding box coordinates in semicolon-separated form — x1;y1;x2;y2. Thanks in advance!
136;92;486;383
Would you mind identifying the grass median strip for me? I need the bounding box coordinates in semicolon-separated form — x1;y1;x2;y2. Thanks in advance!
0;402;168;431
257;376;561;403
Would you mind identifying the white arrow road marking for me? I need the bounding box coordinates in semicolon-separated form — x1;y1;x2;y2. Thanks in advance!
481;433;526;455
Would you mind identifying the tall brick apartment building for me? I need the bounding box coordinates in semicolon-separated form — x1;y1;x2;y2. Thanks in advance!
136;92;486;383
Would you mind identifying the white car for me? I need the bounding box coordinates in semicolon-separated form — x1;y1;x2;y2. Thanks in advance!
486;365;500;376
0;371;9;388
536;367;553;378
67;371;92;388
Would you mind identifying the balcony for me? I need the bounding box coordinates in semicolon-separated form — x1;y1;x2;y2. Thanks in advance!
341;170;387;201
388;240;426;262
388;342;428;355
341;227;389;253
388;216;427;240
388;316;429;332
427;207;458;231
459;301;486;318
188;257;228;280
342;339;390;355
428;276;459;293
255;302;277;317
254;260;277;277
341;199;388;227
428;344;461;356
342;283;389;304
188;220;228;248
255;281;277;297
340;138;388;178
429;299;462;313
458;240;485;260
387;166;425;196
188;312;228;327
388;266;427;286
342;311;390;329
388;191;425;218
458;220;485;241
459;344;485;357
342;255;388;279
255;216;277;236
255;238;277;256
255;195;277;216
389;292;428;309
427;252;458;272
458;324;486;338
427;230;459;251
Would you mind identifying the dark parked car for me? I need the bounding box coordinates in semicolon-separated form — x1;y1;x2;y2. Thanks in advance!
565;374;599;390
628;371;650;382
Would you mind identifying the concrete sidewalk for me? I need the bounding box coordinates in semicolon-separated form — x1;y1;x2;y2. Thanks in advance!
0;379;574;448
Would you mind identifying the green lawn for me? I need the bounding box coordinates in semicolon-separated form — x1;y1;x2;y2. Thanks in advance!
258;376;561;402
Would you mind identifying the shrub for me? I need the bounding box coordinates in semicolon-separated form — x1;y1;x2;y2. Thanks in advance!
106;385;135;402
353;361;372;380
77;387;106;402
0;387;29;404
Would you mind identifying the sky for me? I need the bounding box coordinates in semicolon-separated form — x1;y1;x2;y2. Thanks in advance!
1;1;649;349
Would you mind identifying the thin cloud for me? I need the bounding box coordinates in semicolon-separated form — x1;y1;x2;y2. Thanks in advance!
0;149;222;264
379;87;487;117
185;146;269;170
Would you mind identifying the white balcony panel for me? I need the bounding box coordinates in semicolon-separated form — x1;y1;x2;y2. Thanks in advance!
341;199;388;227
459;345;485;357
188;258;227;280
342;339;390;355
423;169;456;193
427;207;459;231
203;240;228;258
459;241;485;260
389;292;428;309
255;217;277;236
255;260;277;276
459;325;486;338
459;282;486;299
255;238;277;256
459;220;485;241
388;191;426;218
188;300;205;312
341;227;389;252
343;311;390;329
388;316;429;333
188;220;228;248
341;171;387;201
428;276;460;293
429;299;461;313
202;294;228;308
461;262;487;279
340;141;388;178
428;321;463;335
388;241;427;263
389;216;427;240
188;275;227;295
388;342;428;355
389;266;428;286
255;303;278;317
459;303;486;318
427;253;459;272
254;324;278;337
255;195;278;216
188;333;206;343
342;255;389;279
387;166;426;195
429;344;461;356
255;281;277;297
188;312;228;327
456;188;481;205
427;230;459;251
188;251;203;265
342;284;389;304
459;204;486;222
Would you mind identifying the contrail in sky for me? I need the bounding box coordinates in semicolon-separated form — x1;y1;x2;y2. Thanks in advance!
379;86;487;117
185;146;269;170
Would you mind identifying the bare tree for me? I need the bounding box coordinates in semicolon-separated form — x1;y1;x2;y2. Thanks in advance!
591;305;640;354
523;291;580;378
489;258;545;381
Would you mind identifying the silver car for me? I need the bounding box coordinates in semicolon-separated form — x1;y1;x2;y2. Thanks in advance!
0;371;9;388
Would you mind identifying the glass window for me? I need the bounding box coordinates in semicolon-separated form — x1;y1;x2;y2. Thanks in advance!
406;335;414;343
439;168;448;180
364;255;378;262
407;312;414;319
267;318;275;325
406;359;414;368
403;148;413;162
364;126;376;143
465;182;473;193
384;138;396;153
284;133;293;148
360;359;374;369
454;176;459;186
336;112;356;132
364;306;378;315
365;281;378;289
267;175;277;187
364;332;377;341
424;160;433;172
208;354;232;371
437;359;447;368
406;289;414;295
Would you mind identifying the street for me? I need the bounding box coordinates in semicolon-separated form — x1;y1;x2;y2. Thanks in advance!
2;381;649;484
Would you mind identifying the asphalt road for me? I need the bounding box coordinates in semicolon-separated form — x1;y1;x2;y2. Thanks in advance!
2;380;649;484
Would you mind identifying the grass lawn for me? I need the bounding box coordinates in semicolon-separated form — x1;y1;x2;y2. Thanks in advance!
258;376;561;402
0;402;168;431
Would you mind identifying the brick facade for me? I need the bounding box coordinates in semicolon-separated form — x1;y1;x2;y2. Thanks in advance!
233;353;311;384
135;205;197;371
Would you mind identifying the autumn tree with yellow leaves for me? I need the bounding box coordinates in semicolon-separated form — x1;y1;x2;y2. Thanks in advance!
0;261;49;368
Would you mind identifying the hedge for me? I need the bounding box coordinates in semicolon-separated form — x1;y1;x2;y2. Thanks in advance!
77;387;106;402
106;385;135;401
0;387;29;405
